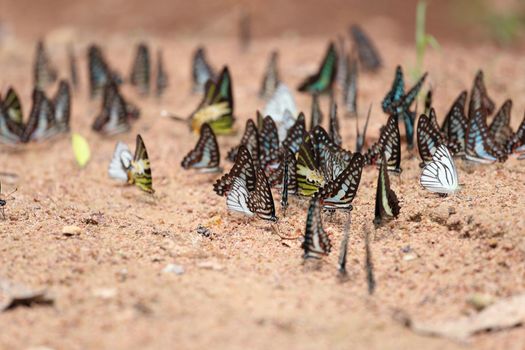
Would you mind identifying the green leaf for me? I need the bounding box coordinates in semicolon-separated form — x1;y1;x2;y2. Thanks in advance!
72;133;91;168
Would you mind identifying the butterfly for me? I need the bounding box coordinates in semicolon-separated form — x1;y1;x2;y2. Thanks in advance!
214;145;256;196
155;49;169;97
173;67;235;135
317;153;364;210
506;112;525;157
108;134;154;193
239;12;251;51
468;70;495;121
88;45;122;98
33;41;57;89
313;126;352;181
302;197;331;260
343;52;358;117
328;98;342;146
296;133;325;197
262;83;298;142
0;181;17;220
181;123;221;173
441;91;468;154
310;94;323;130
489;99;513;148
338;214;351;278
130;43;150;95
226;119;260;163
420;144;459;195
417;112;446;166
282;112;306;155
1;87;25;140
424;88;433;115
221;147;277;221
259;51;280;99
280;151;290;215
365;114;402;173
349;25;382;72
53;80;71;133
297;42;338;95
465;108;507;163
92;82;132;135
356;104;371;153
192;47;215;93
382;66;427;148
68;44;79;90
336;36;348;93
258;115;280;175
21;89;59;143
364;227;375;295
373;152;400;226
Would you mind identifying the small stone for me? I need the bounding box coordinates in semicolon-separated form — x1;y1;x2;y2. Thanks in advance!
197;261;224;271
403;253;418;261
61;225;82;236
467;293;494;311
92;287;117;299
162;263;185;275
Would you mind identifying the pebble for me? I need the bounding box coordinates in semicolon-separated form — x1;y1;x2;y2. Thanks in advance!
61;225;82;236
467;293;494;311
162;263;185;275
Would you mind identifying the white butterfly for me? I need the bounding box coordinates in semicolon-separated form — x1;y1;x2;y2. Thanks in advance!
226;177;254;217
420;144;459;194
263;83;297;142
108;141;133;182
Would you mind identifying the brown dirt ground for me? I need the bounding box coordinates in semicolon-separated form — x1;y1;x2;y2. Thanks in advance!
1;2;525;350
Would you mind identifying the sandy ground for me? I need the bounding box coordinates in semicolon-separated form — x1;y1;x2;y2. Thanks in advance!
1;16;525;350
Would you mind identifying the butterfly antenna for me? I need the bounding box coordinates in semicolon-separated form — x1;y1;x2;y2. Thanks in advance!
363;104;372;140
160;110;187;122
6;187;18;198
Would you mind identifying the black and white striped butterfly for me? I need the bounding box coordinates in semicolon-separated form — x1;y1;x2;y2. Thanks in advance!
155;49;169;97
365;114;402;173
337;213;351;278
313;126;352;181
226;119;260;163
258;115;280;177
21;89;59;143
282;112;306;155
317;153;364;210
441;91;468;155
343;52;358;117
68;44;79;91
328;98;342;146
310;94;323;130
130;43;150;95
417;112;446;166
53;80;71;133
192;47;215;93
420;144;459;195
374;152;400;226
88;45;122;98
92;82;131;136
489;100;513;148
506;112;525;158
349;25;382;72
355;104;371;153
468;70;495;121
259;51;280;99
302;197;331;260
221;146;277;221
465;109;507;164
33;41;57;89
181;123;221;173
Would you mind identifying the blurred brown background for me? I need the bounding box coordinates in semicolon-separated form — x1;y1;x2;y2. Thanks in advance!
1;0;524;46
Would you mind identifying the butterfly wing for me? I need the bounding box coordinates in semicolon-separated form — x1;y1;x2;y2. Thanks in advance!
33;41;57;89
382;66;404;113
53;80;71;132
181;123;221;172
420;144;459;194
302;197;332;259
248;168;277;221
155;49;169;97
374;153;400;225
214;145;256;196
129;135;154;193
297;42;337;94
465;109;507;163
489;100;513;147
259;51;280;99
282;112;306;154
130;43;150;95
192;47;215;93
226;119;259;162
108;142;133;181
350;25;382;72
